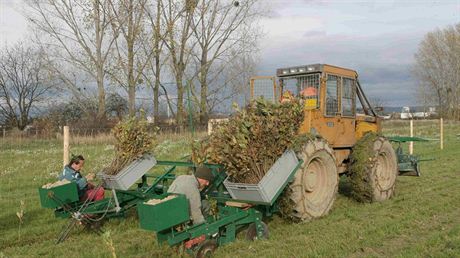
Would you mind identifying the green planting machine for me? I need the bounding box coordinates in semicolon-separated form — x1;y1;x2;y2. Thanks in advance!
39;151;302;257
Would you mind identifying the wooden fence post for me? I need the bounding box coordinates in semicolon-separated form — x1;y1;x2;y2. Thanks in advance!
409;119;414;155
63;126;70;167
440;118;444;150
208;120;213;135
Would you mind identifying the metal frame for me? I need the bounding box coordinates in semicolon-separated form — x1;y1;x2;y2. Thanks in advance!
325;74;340;117
341;77;356;117
250;76;277;102
279;73;321;108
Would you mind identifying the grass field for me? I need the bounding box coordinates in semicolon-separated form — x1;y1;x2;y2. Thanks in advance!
1;120;459;257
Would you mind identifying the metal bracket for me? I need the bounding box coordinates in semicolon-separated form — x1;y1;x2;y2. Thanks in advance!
112;189;121;213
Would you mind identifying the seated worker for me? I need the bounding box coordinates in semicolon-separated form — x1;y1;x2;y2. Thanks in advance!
167;166;214;248
167;166;213;225
60;155;104;202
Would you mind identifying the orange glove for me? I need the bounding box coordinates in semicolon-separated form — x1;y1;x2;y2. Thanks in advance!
184;235;206;249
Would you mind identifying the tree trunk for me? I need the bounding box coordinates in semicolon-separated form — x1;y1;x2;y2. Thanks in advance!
94;1;106;119
176;74;184;126
127;0;136;116
19;102;28;130
153;59;160;122
153;0;161;122
18;114;27;131
437;88;443;117
199;51;208;125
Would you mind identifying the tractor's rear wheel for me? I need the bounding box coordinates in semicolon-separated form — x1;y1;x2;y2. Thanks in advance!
289;138;338;221
350;135;398;202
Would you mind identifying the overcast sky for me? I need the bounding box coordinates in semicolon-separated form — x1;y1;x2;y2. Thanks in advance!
1;0;459;107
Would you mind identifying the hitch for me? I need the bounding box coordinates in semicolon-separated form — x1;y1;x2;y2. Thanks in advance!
388;136;433;177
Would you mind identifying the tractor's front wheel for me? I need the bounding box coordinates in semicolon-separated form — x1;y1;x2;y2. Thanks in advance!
350;135;398;202
288;138;338;221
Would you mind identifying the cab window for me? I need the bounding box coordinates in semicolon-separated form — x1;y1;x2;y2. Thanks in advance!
326;75;339;116
342;78;355;116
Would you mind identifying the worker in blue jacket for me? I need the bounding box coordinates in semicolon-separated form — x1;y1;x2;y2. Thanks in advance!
60;155;104;201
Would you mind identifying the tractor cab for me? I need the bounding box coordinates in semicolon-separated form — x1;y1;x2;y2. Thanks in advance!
277;64;353;116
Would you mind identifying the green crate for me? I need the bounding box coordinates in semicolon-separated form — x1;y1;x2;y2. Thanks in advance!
38;182;79;209
138;194;190;232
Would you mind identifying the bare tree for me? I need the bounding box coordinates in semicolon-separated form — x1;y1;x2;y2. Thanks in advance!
207;52;259;113
413;23;460;120
160;0;197;125
190;0;261;123
0;43;54;130
107;0;152;116
143;0;171;122
25;0;117;119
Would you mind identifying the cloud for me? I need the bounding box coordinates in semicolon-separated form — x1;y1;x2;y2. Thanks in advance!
0;2;28;47
364;81;418;106
303;30;327;37
267;0;327;17
259;15;324;42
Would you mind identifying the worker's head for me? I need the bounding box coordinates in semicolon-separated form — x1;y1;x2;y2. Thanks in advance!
300;86;317;98
69;155;85;171
194;166;214;190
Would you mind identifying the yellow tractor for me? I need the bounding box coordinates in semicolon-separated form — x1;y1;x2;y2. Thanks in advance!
250;64;397;220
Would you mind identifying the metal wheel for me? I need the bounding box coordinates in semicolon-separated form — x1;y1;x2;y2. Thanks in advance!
195;240;218;258
245;221;269;241
415;162;421;177
369;137;398;201
290;138;338;221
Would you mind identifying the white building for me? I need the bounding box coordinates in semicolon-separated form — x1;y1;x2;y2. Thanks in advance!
400;106;436;119
400;107;412;119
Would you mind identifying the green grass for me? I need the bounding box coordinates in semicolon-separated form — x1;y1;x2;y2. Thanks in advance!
1;121;459;257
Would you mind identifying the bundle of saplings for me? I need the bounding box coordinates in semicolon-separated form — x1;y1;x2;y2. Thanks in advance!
103;116;156;175
206;98;306;184
191;138;210;165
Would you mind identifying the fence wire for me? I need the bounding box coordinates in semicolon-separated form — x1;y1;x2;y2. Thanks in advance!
0;125;208;149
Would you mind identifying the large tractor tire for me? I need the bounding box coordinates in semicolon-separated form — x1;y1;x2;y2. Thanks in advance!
288;138;338;221
349;134;398;202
